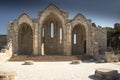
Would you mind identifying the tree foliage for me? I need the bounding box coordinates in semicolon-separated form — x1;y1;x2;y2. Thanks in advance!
107;23;120;51
92;23;97;27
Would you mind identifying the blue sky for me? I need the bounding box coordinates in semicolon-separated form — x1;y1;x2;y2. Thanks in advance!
0;0;120;34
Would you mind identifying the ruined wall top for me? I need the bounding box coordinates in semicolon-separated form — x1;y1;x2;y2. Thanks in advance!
37;3;68;20
92;25;107;33
9;3;92;26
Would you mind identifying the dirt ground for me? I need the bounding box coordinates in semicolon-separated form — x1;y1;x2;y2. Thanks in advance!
0;61;120;80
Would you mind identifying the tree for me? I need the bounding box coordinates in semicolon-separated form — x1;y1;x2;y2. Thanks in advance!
92;23;97;27
114;23;120;31
107;23;120;52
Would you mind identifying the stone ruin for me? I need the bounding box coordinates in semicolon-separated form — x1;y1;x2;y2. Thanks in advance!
6;4;107;56
93;46;120;63
0;4;107;62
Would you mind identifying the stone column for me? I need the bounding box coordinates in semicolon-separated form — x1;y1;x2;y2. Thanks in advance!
13;32;18;54
7;22;12;43
64;23;71;55
33;23;39;55
39;25;42;55
86;20;93;55
7;21;18;54
13;20;19;54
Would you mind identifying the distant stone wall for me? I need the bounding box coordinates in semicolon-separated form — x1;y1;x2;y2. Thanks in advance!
0;35;7;50
93;27;107;54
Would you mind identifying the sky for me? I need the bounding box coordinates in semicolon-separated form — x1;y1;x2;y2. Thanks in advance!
0;0;120;34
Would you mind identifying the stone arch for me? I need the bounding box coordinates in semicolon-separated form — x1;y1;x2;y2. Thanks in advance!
72;24;86;55
41;13;64;55
18;13;33;27
38;4;66;30
38;4;66;55
18;23;33;55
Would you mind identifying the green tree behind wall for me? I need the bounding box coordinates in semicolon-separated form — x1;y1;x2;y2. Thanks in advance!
107;23;120;51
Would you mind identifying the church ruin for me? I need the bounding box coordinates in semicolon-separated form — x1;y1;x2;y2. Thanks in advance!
7;4;107;56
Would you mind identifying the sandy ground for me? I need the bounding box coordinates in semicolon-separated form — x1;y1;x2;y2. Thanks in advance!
0;61;120;80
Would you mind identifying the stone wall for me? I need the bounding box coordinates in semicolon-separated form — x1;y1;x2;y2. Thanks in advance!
0;35;7;50
92;26;107;54
7;4;107;56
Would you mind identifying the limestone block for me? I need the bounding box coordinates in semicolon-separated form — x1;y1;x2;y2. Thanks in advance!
1;49;6;53
95;68;118;80
24;60;34;65
117;54;120;61
0;75;8;80
105;52;119;62
71;60;82;64
107;47;113;52
0;71;16;80
97;59;105;63
93;54;105;63
13;54;17;57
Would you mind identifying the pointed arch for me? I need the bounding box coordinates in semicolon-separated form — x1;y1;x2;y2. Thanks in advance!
18;13;33;26
72;24;86;55
73;13;86;20
18;23;33;55
41;13;64;55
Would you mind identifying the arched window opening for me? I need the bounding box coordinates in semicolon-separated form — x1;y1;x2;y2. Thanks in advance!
42;28;44;37
50;22;54;38
84;40;86;53
60;28;62;43
74;34;76;44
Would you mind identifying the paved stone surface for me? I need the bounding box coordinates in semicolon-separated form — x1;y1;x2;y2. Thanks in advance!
0;61;120;80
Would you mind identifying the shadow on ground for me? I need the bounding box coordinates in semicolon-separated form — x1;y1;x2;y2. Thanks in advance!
89;75;100;80
89;74;120;80
117;73;120;80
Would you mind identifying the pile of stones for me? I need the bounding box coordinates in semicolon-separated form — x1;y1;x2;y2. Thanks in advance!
105;52;119;62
